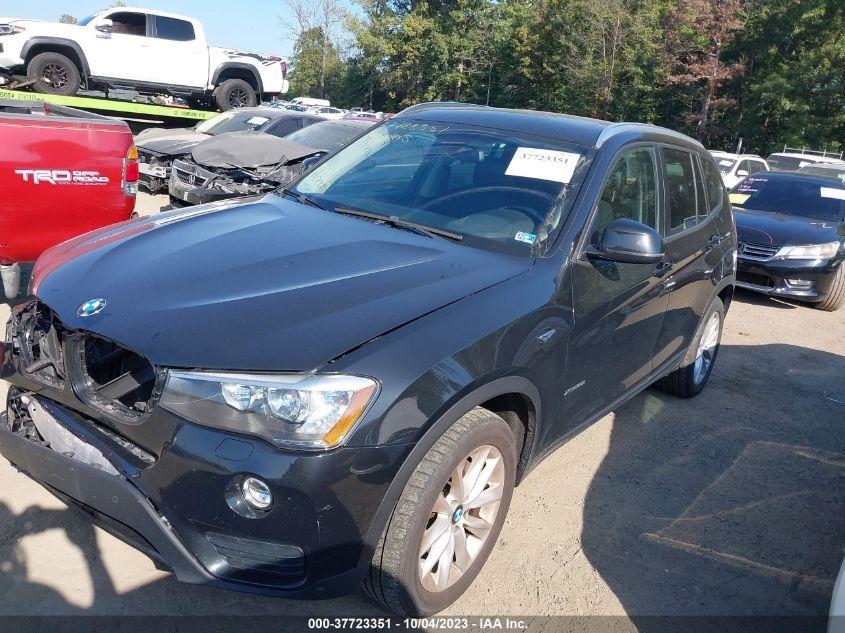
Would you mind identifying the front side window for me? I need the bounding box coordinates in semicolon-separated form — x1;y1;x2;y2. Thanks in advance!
590;146;658;246
155;16;195;41
662;148;699;235
108;12;148;37
292;118;590;255
195;111;273;135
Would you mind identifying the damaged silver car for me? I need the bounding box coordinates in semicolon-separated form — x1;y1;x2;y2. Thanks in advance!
167;119;373;207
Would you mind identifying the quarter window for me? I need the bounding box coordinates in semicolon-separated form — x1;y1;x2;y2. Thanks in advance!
662;148;698;234
591;146;659;245
700;155;725;213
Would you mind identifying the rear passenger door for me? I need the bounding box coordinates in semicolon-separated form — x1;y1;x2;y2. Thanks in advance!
652;147;724;368
146;15;207;88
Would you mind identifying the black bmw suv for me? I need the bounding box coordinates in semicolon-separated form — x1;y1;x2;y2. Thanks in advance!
0;105;736;616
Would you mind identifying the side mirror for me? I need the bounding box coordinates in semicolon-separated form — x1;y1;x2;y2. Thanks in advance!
300;154;325;171
93;18;113;33
736;169;749;177
586;218;665;265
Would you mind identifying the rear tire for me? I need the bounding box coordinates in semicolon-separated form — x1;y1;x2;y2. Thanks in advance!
27;52;81;96
655;296;725;398
213;78;257;110
814;266;845;312
363;408;516;616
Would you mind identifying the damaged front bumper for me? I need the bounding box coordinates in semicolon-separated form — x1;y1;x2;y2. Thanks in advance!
168;158;299;207
0;301;411;598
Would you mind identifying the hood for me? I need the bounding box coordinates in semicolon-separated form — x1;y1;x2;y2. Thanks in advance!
32;196;531;371
190;132;318;169
733;208;844;247
135;128;210;157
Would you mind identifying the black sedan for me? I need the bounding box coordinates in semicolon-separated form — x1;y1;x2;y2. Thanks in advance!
135;109;320;192
168;119;372;207
731;172;845;310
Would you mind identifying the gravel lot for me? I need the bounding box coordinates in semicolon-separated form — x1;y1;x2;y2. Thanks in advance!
0;193;842;619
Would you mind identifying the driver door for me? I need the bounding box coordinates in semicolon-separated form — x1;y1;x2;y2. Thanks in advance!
559;144;671;432
85;11;152;82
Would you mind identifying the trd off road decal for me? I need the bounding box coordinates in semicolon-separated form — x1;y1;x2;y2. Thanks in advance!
14;169;110;185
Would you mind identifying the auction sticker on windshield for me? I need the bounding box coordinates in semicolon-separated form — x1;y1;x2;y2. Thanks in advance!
505;147;581;183
820;187;845;200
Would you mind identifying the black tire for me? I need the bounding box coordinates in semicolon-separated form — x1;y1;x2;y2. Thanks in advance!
814;266;845;312
213;78;257;110
655;296;725;398
27;52;81;96
363;408;516;616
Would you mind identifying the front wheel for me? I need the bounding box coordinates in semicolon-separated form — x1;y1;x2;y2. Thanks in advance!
813;266;845;312
213;78;257;110
655;296;725;398
27;52;81;96
364;408;516;616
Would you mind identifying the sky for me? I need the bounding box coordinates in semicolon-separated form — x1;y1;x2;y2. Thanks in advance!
0;0;297;57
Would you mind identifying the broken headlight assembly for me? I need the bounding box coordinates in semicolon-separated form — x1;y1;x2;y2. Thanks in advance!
160;371;379;450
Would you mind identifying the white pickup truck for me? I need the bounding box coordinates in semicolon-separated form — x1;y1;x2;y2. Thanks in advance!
0;7;289;110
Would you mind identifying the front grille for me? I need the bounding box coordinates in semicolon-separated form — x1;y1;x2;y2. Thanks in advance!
206;532;306;585
174;166;207;187
67;333;163;424
738;241;779;260
10;302;66;388
10;301;162;425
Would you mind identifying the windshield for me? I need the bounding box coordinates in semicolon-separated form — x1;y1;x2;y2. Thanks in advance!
730;175;845;221
285;121;369;152
798;165;845;185
290;118;589;255
713;156;737;175
766;155;815;171
195;111;273;135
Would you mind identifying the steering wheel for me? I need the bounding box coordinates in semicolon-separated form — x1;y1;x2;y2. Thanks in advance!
417;186;554;213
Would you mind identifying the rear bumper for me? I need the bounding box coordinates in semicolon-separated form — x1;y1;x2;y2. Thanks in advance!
736;256;841;302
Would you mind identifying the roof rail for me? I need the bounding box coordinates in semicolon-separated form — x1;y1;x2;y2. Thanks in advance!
397;101;481;116
782;146;844;159
595;122;703;149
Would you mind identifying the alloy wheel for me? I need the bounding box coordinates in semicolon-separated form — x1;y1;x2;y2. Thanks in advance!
42;64;68;89
693;312;721;384
229;88;249;108
418;444;505;593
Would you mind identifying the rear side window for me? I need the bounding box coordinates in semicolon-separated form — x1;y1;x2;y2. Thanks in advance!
155;16;195;41
699;154;725;212
109;12;148;37
662;148;698;234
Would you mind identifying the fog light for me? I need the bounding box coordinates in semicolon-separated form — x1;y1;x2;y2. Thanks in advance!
785;278;813;289
242;477;273;510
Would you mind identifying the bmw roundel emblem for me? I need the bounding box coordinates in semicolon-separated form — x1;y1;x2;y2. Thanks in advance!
77;298;107;317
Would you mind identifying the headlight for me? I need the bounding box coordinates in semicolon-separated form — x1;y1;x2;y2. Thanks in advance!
161;371;378;450
775;241;840;260
0;25;25;35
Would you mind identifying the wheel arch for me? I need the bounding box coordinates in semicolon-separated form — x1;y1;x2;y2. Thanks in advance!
21;38;90;77
358;375;541;568
212;63;263;93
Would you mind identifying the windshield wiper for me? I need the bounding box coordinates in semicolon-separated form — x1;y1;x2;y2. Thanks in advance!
333;207;463;242
278;188;326;210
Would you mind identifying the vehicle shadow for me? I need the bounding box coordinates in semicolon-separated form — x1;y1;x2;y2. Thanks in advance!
581;342;845;626
733;287;803;310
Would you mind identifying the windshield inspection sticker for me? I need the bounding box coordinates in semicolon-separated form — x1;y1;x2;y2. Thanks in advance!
514;231;537;244
505;148;581;183
246;116;270;126
820;187;845;201
729;193;750;205
719;159;734;167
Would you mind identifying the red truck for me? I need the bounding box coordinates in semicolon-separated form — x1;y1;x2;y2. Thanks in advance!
0;98;138;299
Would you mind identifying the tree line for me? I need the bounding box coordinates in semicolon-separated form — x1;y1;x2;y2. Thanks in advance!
282;0;845;155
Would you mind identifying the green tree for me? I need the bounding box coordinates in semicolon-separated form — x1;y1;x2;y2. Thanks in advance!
59;14;77;24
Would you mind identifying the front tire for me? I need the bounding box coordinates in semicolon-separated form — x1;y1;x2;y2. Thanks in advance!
27;52;81;96
213;78;257;110
814;266;845;312
655;296;725;398
364;408;516;616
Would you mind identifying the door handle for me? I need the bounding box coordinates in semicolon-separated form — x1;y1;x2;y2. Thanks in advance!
653;260;673;278
704;234;721;253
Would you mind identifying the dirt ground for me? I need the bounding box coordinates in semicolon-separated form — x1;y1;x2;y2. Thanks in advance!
0;193;842;618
